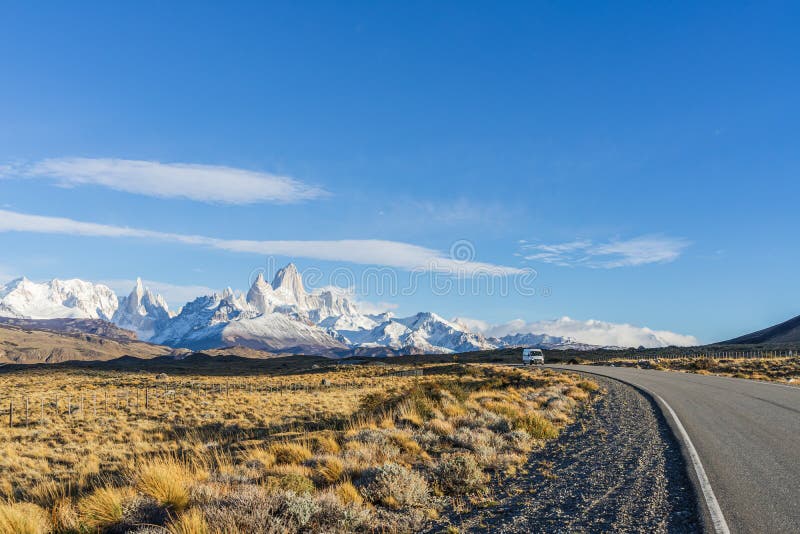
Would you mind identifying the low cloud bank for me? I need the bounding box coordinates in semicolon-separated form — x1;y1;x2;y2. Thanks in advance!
456;316;699;348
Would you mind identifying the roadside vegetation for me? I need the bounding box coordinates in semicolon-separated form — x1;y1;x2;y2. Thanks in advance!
597;356;800;384
0;362;599;533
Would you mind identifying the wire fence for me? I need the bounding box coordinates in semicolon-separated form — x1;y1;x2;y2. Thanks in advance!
564;348;799;363
0;367;434;429
0;377;380;429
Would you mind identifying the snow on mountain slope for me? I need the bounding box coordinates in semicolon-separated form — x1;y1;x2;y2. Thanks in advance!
247;264;370;325
111;278;171;340
0;277;118;320
338;312;495;354
151;280;347;353
221;313;348;354
149;288;255;348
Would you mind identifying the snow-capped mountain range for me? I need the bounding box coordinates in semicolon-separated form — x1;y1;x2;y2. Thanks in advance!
0;265;610;355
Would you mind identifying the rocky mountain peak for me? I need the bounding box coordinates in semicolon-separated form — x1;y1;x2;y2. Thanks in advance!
247;272;277;313
271;263;305;299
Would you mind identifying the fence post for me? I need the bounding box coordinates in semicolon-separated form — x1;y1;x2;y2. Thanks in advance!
8;400;12;428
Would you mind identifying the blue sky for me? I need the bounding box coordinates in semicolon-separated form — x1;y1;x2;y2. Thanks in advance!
0;1;798;344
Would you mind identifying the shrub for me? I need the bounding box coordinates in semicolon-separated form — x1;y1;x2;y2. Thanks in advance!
0;503;50;534
504;429;534;453
77;486;126;528
361;463;429;509
577;380;599;392
121;494;169;528
199;484;282;533
277;491;319;528
311;490;371;532
136;458;191;511
434;453;488;495
342;440;399;471
269;443;313;465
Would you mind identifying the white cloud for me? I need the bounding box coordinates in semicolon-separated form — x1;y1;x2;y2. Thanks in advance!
354;300;399;315
3;158;327;204
100;278;217;309
0;209;525;276
458;316;699;348
521;235;690;268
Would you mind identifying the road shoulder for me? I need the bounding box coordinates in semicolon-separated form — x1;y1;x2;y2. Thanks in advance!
431;376;699;533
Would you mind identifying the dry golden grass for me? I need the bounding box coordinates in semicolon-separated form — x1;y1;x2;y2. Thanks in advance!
313;456;345;484
167;508;209;534
333;481;363;506
0;502;50;534
135;457;191;511
0;362;597;532
77;486;127;528
270;442;314;465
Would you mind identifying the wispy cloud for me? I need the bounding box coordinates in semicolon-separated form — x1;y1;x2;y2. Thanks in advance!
99;278;217;309
456;316;700;348
520;235;690;268
2;158;328;204
396;198;512;226
0;209;524;276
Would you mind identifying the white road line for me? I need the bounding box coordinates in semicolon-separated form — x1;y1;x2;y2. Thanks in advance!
548;366;732;533
651;391;731;534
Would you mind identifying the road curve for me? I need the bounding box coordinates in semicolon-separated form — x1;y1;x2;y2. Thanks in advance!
550;365;800;534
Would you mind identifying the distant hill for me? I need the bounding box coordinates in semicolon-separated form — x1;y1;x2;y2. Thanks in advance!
0;321;171;364
0;317;139;342
721;314;800;345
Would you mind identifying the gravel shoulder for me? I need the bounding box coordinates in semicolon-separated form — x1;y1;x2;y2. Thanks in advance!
432;376;700;533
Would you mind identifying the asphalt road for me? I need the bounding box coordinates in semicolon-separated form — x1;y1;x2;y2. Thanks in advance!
551;365;800;534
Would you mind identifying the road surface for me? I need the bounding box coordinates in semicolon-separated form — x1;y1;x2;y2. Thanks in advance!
551;365;800;534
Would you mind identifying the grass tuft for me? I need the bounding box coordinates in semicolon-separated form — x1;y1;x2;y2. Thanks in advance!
313;456;345;485
0;502;51;534
77;486;126;529
333;481;363;506
167;508;209;534
514;412;560;439
136;458;191;512
269;442;314;465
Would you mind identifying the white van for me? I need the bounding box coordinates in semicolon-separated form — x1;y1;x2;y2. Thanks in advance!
522;348;545;365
